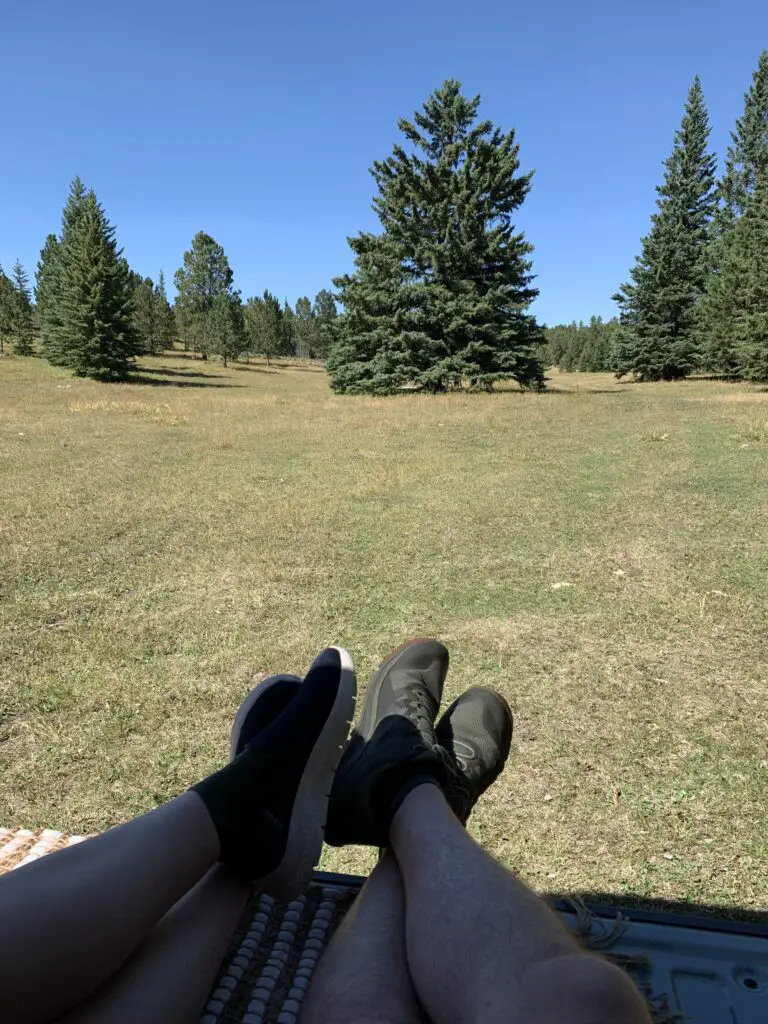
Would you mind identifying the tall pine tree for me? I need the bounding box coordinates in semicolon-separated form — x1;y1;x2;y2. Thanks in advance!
174;232;234;358
10;261;35;355
703;52;768;374
50;189;138;379
614;77;717;380
313;289;337;358
37;178;88;366
207;292;245;366
329;80;543;393
0;265;14;356
155;271;176;351
293;296;315;357
698;173;768;381
718;51;768;226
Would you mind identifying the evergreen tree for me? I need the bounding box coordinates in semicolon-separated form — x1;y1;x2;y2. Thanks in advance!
281;300;296;356
0;265;14;356
698;173;768;380
207;292;245;366
718;51;768;226
10;261;35;355
131;275;158;353
312;288;337;358
614;77;717;380
35;234;60;359
293;296;315;357
244;290;284;364
704;52;768;373
50;189;138;379
155;271;176;351
174;232;234;358
329;80;543;393
37;178;88;366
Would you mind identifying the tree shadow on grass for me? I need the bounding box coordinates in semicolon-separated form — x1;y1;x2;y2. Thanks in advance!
276;363;326;373
233;364;278;374
543;387;630;396
126;374;240;389
139;366;228;380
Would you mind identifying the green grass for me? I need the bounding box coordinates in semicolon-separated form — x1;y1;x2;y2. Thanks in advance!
2;354;767;912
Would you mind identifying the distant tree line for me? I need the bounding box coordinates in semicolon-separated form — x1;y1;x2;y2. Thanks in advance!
612;53;768;382
541;317;623;373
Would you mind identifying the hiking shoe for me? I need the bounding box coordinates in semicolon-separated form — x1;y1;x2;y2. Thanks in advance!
435;686;513;825
192;647;356;898
325;639;449;847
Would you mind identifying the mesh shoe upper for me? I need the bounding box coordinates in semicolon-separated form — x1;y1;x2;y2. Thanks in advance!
435;686;513;824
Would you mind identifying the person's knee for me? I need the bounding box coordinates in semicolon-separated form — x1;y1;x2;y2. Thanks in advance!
518;952;651;1024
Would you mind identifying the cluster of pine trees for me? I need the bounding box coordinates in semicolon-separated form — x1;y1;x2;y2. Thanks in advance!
173;231;337;367
2;182;338;379
542;317;623;373
614;53;768;382
0;261;35;356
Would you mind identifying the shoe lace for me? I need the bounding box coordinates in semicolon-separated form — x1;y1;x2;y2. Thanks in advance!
436;744;473;822
398;687;436;745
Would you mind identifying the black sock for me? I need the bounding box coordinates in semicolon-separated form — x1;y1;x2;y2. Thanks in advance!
192;748;285;879
372;765;444;844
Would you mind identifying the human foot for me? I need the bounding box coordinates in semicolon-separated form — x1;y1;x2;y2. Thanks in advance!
435;686;513;824
325;639;449;847
193;647;356;898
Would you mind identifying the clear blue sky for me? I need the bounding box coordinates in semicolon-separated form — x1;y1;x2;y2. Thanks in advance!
1;1;766;324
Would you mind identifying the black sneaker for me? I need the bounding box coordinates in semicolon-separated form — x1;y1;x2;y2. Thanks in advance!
325;639;449;847
230;673;302;758
435;686;513;825
193;647;356;898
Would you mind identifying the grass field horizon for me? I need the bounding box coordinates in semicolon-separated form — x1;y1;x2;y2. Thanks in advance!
2;354;767;914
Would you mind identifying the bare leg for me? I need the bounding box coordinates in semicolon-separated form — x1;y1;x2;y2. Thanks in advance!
58;866;248;1024
391;785;650;1024
302;852;424;1024
0;791;219;1022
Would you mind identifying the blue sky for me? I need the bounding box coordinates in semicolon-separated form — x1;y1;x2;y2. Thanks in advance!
1;1;766;324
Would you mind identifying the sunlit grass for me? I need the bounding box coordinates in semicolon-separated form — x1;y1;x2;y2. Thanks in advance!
1;354;766;912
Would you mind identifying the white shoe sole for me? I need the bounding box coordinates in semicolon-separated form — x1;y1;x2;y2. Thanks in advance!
245;647;357;900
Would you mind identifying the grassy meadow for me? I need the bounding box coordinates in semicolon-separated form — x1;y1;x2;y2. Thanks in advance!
1;354;767;913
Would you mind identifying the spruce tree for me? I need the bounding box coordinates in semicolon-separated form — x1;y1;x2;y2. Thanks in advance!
329;80;543;393
0;265;14;356
704;52;768;374
35;234;60;360
313;289;337;359
698;173;768;381
614;77;717;380
10;261;35;355
51;189;138;379
37;178;88;366
718;51;768;226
